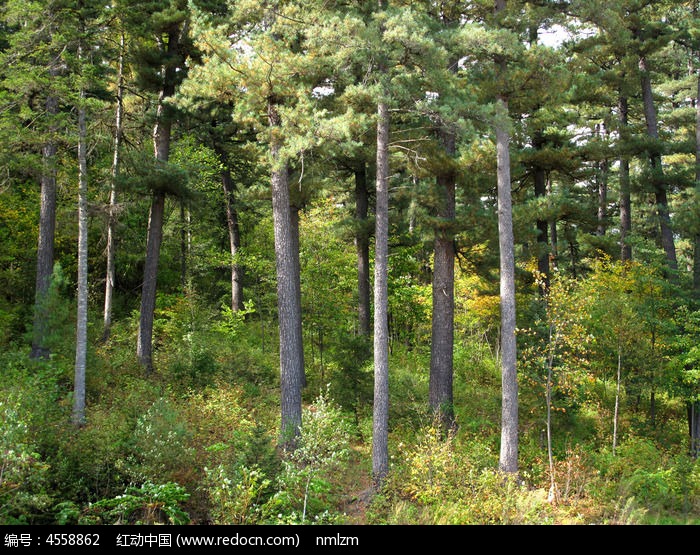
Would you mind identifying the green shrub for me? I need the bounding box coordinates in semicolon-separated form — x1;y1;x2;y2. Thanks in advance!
263;392;352;524
204;464;271;524
80;482;190;525
0;395;51;524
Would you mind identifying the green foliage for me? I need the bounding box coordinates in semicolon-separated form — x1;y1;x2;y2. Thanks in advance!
203;464;271;524
0;395;51;524
124;397;196;486
265;392;352;524
79;482;190;525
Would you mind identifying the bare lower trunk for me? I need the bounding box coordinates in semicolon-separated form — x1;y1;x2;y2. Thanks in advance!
222;165;243;311
268;102;304;447
372;99;390;488
496;97;519;475
429;126;456;431
73;95;88;427
103;31;124;341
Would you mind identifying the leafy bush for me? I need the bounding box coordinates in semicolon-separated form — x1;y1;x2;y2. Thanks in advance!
0;396;51;524
124;397;196;486
80;482;190;525
204;464;271;524
264;392;352;524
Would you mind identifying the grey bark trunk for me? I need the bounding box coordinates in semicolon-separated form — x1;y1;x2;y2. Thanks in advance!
429;127;456;431
372;99;390;487
496;98;519;475
103;31;124;341
355;164;371;336
73;89;88;427
30;92;58;361
618;95;632;262
222;165;243;311
639;56;677;273
268;102;304;447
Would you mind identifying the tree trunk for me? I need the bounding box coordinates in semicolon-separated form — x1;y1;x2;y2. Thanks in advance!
494;0;518;476
496;97;519;475
73;89;88;427
618;95;632;262
354;163;371;337
30;92;58;361
103;31;124;342
429;126;456;432
372;99;390;488
268;101;304;448
137;190;165;373
136;29;178;373
639;56;677;274
222;164;243;311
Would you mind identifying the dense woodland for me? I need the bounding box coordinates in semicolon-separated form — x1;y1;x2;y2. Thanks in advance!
2;0;700;526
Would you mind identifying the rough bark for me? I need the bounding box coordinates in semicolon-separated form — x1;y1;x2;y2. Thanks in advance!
372;99;390;488
496;98;519;475
137;190;165;373
494;0;518;476
429;127;456;432
268;101;304;447
73;91;88;427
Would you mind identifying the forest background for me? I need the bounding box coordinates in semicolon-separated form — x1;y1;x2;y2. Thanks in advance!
2;0;700;526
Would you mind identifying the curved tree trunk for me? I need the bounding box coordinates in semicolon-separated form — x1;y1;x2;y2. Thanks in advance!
136;27;179;374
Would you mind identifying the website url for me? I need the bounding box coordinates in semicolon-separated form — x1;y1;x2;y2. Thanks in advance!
176;533;299;547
